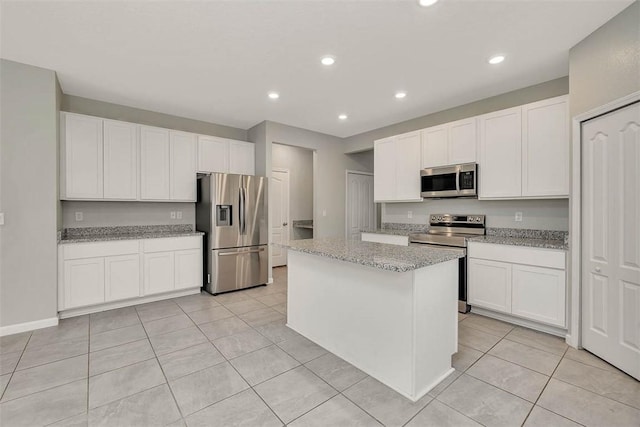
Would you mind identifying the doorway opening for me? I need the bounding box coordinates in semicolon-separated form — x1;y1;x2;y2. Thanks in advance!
345;170;376;241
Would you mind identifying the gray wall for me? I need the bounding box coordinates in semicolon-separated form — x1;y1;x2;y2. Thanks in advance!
0;59;59;328
343;77;569;153
62;95;247;141
569;1;640;117
272;144;313;240
384;199;569;231
62;202;195;229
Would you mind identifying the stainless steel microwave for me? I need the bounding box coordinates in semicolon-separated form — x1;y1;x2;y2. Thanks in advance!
420;163;478;198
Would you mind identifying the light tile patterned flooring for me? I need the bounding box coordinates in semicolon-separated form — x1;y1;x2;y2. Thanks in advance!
1;266;639;426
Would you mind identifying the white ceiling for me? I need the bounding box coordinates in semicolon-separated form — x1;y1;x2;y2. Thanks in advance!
0;0;632;138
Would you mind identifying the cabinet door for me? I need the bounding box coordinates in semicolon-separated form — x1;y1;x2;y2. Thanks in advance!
374;138;397;201
63;258;105;309
174;249;202;290
522;96;569;197
105;254;141;302
143;252;175;295
140;126;170;200
229;141;255;175
198;135;229;173
468;258;512;313
103;120;138;200
421;125;449;168
448;118;477;165
478;107;522;198
170;131;197;201
61;113;103;199
512;264;566;327
395;131;423;201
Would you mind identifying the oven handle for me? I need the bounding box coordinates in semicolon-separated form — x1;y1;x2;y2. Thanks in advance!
456;169;461;194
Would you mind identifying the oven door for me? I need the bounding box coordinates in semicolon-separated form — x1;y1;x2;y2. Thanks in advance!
409;243;470;313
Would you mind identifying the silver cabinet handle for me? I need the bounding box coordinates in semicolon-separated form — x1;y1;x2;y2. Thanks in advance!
595;266;601;272
283;222;288;226
218;248;265;256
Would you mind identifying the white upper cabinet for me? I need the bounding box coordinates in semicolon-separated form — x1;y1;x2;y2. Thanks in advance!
374;131;422;202
522;96;569;197
103;119;138;200
61;113;103;199
140;126;171;200
198;135;229;173
421;118;477;168
229;140;255;175
198;136;255;175
169;131;197;201
478;107;523;198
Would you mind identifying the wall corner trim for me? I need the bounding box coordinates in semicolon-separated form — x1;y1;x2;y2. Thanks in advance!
0;317;59;337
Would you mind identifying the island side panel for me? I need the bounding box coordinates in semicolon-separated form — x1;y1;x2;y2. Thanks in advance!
412;259;458;398
287;250;415;396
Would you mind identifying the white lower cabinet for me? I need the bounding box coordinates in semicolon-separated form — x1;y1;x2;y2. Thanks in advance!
468;242;566;328
144;252;175;295
59;236;202;313
63;258;105;309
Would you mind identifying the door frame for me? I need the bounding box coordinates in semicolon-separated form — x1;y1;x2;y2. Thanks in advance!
345;170;376;239
271;167;290;268
569;90;640;348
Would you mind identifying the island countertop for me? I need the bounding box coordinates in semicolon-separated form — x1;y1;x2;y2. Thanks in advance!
286;237;464;273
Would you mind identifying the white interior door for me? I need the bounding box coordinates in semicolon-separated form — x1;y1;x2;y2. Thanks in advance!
271;169;290;267
346;172;376;241
582;101;640;380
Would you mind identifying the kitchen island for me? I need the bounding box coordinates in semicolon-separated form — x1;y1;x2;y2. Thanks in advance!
286;238;464;401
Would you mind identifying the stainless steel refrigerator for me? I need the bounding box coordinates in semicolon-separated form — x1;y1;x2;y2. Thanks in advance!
196;173;268;294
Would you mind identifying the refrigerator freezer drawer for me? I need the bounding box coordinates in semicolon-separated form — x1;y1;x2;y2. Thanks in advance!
207;245;268;294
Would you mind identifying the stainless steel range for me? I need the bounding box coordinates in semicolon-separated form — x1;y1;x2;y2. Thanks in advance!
409;214;486;313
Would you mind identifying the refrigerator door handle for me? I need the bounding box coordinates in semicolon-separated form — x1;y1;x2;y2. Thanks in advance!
239;187;245;235
218;247;265;256
242;187;247;235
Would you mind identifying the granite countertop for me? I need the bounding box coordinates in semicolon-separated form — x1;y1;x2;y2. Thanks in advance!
58;225;205;244
286;237;464;273
469;235;567;250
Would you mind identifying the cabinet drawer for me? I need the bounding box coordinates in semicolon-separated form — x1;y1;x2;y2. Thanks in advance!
63;240;139;260
468;242;565;269
143;236;201;253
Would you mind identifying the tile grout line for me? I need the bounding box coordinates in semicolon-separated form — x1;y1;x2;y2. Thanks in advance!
0;331;33;402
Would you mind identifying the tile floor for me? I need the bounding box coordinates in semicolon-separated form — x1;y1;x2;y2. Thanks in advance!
1;266;639;426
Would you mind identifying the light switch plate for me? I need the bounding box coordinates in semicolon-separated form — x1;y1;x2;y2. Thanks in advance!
177;211;183;220
75;212;83;222
0;212;4;225
170;211;176;219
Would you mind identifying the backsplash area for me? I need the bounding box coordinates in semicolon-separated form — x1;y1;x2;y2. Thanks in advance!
382;198;569;231
61;201;195;228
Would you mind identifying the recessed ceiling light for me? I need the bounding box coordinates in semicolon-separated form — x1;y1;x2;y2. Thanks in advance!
488;55;505;65
321;56;335;66
338;114;348;120
268;92;280;99
395;91;407;99
418;0;438;7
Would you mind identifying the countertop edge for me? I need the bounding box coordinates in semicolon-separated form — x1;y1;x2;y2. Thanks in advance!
58;232;205;245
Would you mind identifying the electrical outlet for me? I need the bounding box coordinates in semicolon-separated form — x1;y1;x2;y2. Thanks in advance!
0;212;4;225
322;210;327;217
170;211;176;219
177;211;183;220
75;212;83;222
515;212;523;222
407;211;413;219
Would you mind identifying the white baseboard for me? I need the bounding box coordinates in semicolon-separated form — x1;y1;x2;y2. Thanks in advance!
0;317;59;337
470;307;567;338
268;277;274;284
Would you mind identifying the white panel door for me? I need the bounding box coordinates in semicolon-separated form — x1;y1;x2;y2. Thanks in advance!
198;135;229;173
62;113;103;199
346;172;375;241
478;107;522;198
512;264;566;327
104;254;140;302
174;249;202;290
522;96;569;197
63;258;105;309
143;251;175;295
395;131;422;201
271;169;290;267
448;117;477;165
468;258;512;313
582;101;640;380
421;125;448;168
140;126;170;200
103;119;138;200
374;138;397;201
170;131;197;201
229;141;255;175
